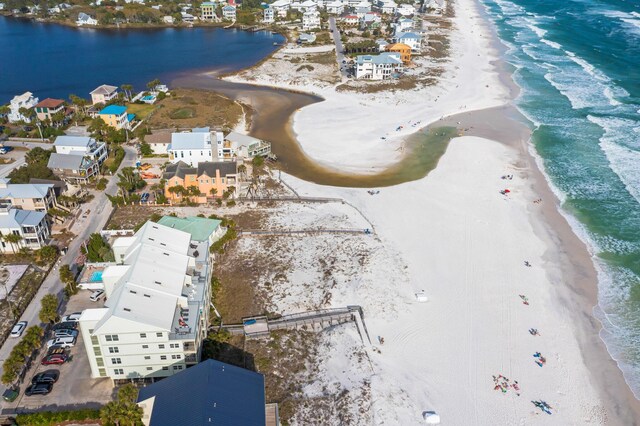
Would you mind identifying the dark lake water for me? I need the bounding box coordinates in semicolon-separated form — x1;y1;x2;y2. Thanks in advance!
0;16;283;103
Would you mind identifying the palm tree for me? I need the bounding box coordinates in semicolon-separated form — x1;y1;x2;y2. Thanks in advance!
168;185;187;201
18;107;35;124
237;164;247;181
146;78;161;92
209;187;218;198
69;94;88;121
2;234;23;253
121;84;134;101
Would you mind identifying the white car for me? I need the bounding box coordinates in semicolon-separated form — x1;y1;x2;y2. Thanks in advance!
60;312;82;323
89;290;105;302
10;321;27;338
46;336;76;349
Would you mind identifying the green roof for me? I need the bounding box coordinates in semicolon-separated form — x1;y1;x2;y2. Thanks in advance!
157;216;221;242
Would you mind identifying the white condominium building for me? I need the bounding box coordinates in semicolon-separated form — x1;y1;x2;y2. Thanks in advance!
78;220;214;382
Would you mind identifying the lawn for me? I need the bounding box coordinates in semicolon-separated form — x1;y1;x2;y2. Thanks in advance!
126;102;158;120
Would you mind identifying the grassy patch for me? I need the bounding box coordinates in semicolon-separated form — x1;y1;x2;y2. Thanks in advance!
126;102;157;120
296;65;315;72
168;107;196;120
306;51;336;65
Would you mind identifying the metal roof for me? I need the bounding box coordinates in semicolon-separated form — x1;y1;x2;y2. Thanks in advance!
0;208;46;229
137;359;266;426
54;135;93;148
47;153;85;170
157;216;222;242
99;105;127;115
169;132;211;150
90;84;118;95
0;183;53;199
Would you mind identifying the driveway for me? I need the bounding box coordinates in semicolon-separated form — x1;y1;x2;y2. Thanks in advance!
0;149;26;179
329;17;348;81
0;145;137;412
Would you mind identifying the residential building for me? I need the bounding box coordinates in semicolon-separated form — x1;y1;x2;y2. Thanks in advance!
270;0;291;17
47;153;100;184
78;221;215;382
162;15;174;24
145;131;172;155
53;135;108;165
386;42;411;64
137;359;267;426
360;11;382;29
219;131;271;161
0;205;50;253
76;12;98;25
326;0;343;14
98;105;134;130
396;3;414;16
298;32;316;43
263;6;275;23
156;216;224;246
34;98;66;121
181;12;195;22
302;9;320;30
200;1;216;20
394;31;422;52
8;92;38;123
376;38;389;51
291;0;316;12
168;130;215;167
90;84;119;105
222;4;236;20
163;161;238;202
342;14;359;25
355;1;372;16
375;0;396;14
355;52;403;80
395;17;413;32
0;178;57;213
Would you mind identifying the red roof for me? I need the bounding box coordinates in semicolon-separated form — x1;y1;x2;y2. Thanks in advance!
35;98;65;108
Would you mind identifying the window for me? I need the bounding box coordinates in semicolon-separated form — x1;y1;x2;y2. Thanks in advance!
160;355;167;360
146;367;153;371
108;347;119;354
98;368;107;377
156;332;163;337
162;367;169;371
170;343;180;349
114;368;124;375
158;344;165;349
90;336;99;345
171;354;181;360
111;358;122;365
173;365;183;370
129;290;137;294
144;356;151;360
142;345;149;349
105;335;119;342
96;357;104;367
93;347;102;356
140;333;147;338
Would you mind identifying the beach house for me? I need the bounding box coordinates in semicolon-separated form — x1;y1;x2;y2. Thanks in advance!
90;84;119;105
8;92;38;123
342;14;359;25
395;17;413;32
76;12;98;25
326;0;344;14
219;131;271;161
270;0;291;17
0;178;57;213
302;9;321;30
33;98;66;122
47;153;100;184
53;135;108;165
222;4;236;20
263;6;275;22
359;11;381;30
136;359;267;426
0;205;50;253
355;52;403;80
98;105;133;130
78;220;214;382
167;130;215;167
375;0;396;14
386;42;411;64
200;1;216;20
163;161;238;202
394;31;422;52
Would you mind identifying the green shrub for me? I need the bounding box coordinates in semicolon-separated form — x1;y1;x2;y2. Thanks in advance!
16;408;101;425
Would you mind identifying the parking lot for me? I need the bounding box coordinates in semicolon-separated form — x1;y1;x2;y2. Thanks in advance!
6;291;114;413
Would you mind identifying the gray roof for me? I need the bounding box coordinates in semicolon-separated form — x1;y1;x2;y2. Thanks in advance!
0;183;53;199
169;132;211;150
192;127;210;133
54;135;93;148
163;161;196;180
47;153;84;170
356;52;402;65
225;131;261;146
137;359;266;426
197;162;237;178
90;84;117;95
397;31;421;40
0;208;46;229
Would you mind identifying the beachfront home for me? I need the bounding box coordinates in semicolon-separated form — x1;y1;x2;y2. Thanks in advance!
219;131;271;161
76;12;98;25
355;52;403;80
8;92;38;123
200;2;217;20
222;4;236;20
270;0;291;17
386;42;411;64
157;216;224;246
394;31;422;52
302;9;320;30
78;220;214;382
98;105;133;130
181;12;195;22
167;130;215;167
90;84;119;105
162;15;175;23
0;179;57;213
163;161;238;203
136;359;267;426
34;98;66;122
53;135;108;165
263;6;275;22
0;205;50;253
326;0;344;14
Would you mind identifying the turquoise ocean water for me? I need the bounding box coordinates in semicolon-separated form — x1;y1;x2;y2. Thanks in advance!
478;0;640;396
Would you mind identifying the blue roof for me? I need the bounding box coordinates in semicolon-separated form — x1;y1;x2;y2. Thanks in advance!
99;105;127;115
127;113;135;122
137;359;266;426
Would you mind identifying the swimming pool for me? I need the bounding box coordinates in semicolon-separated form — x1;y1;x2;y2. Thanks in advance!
142;95;155;101
89;271;103;282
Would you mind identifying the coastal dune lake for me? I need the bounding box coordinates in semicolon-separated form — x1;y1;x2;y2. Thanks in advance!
0;16;284;102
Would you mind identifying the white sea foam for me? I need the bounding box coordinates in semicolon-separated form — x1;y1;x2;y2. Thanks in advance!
540;38;562;49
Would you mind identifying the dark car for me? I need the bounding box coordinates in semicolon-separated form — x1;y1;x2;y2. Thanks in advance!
41;354;68;365
24;383;53;396
2;388;18;402
32;370;60;385
52;321;78;331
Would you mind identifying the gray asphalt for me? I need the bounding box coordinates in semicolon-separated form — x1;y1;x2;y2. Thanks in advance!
329;17;348;81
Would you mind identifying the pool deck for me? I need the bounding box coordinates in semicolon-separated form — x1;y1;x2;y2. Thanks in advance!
78;264;107;285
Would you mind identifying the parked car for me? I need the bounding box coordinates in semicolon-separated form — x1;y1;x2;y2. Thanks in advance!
60;312;82;323
10;321;27;338
2;388;19;402
32;370;59;385
89;289;105;302
24;383;53;396
41;354;68;365
53;329;78;339
46;336;75;349
52;321;78;331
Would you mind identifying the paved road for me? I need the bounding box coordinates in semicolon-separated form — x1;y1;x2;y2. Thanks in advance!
2;141;54;150
0;145;137;408
0;156;25;179
329;17;348;81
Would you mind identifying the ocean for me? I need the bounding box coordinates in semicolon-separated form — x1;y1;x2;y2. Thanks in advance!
0;16;283;103
479;0;640;397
